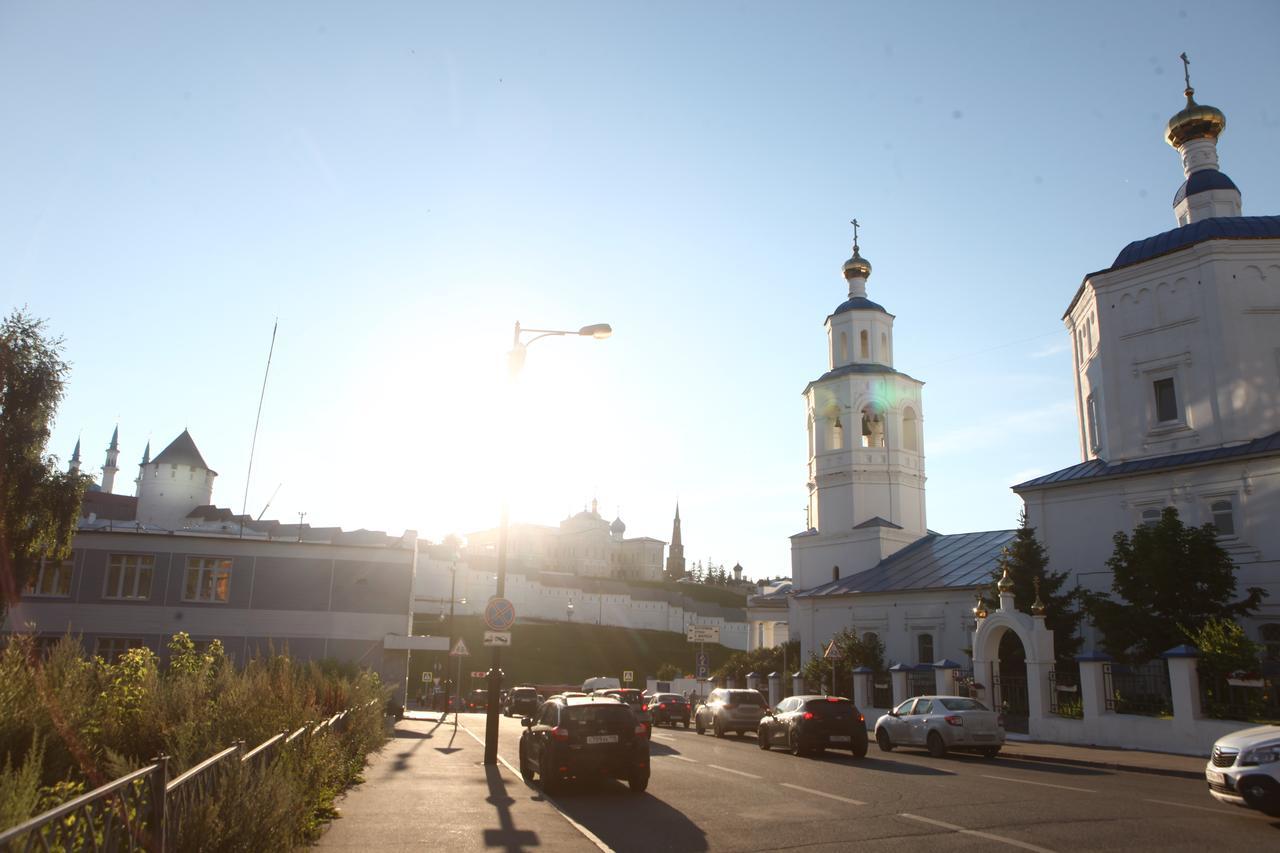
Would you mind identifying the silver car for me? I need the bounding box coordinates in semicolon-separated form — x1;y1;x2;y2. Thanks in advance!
874;695;1005;758
694;688;768;737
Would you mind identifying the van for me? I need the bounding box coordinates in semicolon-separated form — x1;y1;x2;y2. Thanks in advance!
582;676;622;694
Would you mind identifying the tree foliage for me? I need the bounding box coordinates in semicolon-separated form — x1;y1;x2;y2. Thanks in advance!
0;311;89;614
981;511;1083;666
713;640;800;683
801;629;886;695
1084;507;1266;663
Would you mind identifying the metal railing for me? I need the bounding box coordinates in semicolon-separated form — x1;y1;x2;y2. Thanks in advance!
871;677;893;708
0;700;377;852
1199;674;1280;723
1048;666;1083;719
906;667;934;698
950;668;975;698
1104;662;1172;717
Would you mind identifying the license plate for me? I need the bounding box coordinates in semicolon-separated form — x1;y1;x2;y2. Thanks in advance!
829;735;851;743
1206;770;1224;786
586;734;618;744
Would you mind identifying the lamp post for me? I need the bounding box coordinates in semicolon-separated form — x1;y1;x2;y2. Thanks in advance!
482;320;612;766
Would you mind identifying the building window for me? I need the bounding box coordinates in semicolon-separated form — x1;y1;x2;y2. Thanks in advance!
1262;625;1280;664
832;566;840;583
1153;378;1179;423
839;332;848;362
859;330;869;359
24;557;73;597
831;416;844;450
105;554;155;600
1210;500;1236;536
902;406;919;452
1140;508;1163;528
184;557;233;603
880;332;888;362
917;633;934;664
860;407;885;448
95;637;145;664
1086;395;1100;454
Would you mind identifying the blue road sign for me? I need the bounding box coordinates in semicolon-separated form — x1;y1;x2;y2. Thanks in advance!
696;650;709;679
484;597;516;631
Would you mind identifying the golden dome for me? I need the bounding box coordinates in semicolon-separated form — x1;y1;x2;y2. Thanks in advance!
997;567;1014;593
842;248;872;280
1166;89;1226;148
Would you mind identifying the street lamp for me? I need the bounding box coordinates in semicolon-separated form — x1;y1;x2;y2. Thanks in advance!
482;319;611;766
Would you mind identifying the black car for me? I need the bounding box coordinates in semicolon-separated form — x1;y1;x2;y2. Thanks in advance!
646;693;691;728
466;688;490;711
758;695;869;758
505;686;540;717
518;695;650;793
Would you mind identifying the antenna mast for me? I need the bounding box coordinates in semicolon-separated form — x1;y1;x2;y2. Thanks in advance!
240;319;279;535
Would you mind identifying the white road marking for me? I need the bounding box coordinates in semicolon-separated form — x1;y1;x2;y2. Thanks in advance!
652;735;676;742
780;782;865;805
458;721;612;852
660;754;698;763
706;763;762;779
899;813;1056;853
1144;797;1270;818
981;774;1096;793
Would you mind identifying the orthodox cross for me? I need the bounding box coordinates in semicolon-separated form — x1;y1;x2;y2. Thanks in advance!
1180;52;1192;92
850;218;860;250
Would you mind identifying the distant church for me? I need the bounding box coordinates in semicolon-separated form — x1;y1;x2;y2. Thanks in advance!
782;66;1280;670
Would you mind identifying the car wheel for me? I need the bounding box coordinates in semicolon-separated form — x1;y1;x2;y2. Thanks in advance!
519;740;535;783
683;720;690;730
980;746;1001;759
628;768;650;794
539;750;560;794
695;716;705;735
758;726;771;750
851;736;868;759
926;731;948;759
1240;776;1280;815
789;729;804;756
876;728;894;752
713;718;725;738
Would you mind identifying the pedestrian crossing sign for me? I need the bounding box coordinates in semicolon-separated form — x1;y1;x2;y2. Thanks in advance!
449;638;470;657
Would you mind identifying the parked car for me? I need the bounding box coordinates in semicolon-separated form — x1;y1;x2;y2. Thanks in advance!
582;676;622;694
694;688;768;737
874;695;1004;758
467;689;490;711
758;695;868;757
601;689;652;738
647;693;691;728
518;694;650;793
505;686;540;718
1205;724;1280;816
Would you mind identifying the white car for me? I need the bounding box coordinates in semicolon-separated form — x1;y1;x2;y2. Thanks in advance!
1205;724;1280;816
874;695;1005;758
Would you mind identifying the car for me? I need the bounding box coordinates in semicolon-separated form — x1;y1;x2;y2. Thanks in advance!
601;689;653;738
874;695;1005;758
1205;724;1280;815
505;686;540;718
518;694;650;794
646;693;691;728
582;676;622;694
694;688;768;737
466;688;490;711
758;694;869;757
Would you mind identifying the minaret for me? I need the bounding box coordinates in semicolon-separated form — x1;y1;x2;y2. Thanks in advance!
134;440;150;496
665;503;686;579
69;438;81;475
1167;53;1240;225
101;426;120;493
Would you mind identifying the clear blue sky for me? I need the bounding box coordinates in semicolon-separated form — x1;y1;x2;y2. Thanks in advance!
4;2;1278;581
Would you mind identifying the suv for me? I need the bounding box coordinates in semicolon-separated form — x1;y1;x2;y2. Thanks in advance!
758;695;868;757
1206;724;1280;815
518;695;650;793
647;693;691;728
466;689;489;711
694;688;768;737
505;686;540;718
601;689;652;738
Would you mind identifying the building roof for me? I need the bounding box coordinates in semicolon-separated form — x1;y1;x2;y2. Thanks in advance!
803;362;920;394
1013;430;1280;491
151;429;216;474
830;296;888;316
1109;215;1280;272
1172;169;1239;205
793;529;1016;598
853;516;903;530
81;491;138;521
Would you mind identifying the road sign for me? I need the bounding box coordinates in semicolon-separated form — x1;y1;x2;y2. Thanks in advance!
687;625;720;643
470;671;487;679
484;631;512;647
623;670;634;683
449;638;471;657
823;640;844;661
421;671;431;682
484;597;516;631
695;650;709;679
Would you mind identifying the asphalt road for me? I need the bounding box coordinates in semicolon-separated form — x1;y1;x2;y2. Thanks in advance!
461;712;1279;852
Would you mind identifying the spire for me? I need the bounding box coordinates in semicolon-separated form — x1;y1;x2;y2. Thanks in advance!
108;425;119;451
135;440;151;497
101;426;120;493
665;501;686;579
69;438;81;474
1165;53;1238;224
140;440;151;465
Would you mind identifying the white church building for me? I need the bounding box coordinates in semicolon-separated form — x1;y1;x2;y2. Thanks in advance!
784;72;1280;673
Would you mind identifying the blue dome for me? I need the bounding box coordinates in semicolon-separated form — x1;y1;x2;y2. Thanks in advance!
1173;169;1239;206
1110;215;1280;271
832;296;887;316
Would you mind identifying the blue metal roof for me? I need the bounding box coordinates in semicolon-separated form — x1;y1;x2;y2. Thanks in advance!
1172;170;1239;206
803;361;920;394
1014;430;1280;491
831;296;887;316
1109;215;1280;271
793;529;1016;598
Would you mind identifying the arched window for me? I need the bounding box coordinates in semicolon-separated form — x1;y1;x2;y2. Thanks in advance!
859;330;869;359
831;416;844;450
1261;625;1280;663
860;406;885;448
880;332;887;361
917;633;934;665
1140;508;1162;528
1211;500;1235;536
832;565;840;583
839;332;848;362
862;632;879;649
902;406;919;452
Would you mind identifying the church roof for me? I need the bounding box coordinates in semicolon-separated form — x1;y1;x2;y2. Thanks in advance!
151;429;216;474
81;491;138;521
1013;429;1280;492
1109;215;1280;272
830;296;888;316
804;362;920;393
853;516;903;530
1172;169;1238;205
793;529;1016;597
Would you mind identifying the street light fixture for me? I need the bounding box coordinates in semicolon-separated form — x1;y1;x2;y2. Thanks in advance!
482;319;611;766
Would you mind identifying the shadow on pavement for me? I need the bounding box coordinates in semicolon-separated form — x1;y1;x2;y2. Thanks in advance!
539;781;708;853
483;765;540;853
822;756;957;776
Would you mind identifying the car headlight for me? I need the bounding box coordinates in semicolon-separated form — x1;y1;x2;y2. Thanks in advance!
1240;744;1280;765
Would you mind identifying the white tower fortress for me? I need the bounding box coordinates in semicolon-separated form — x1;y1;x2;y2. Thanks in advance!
791;224;927;592
135;429;217;529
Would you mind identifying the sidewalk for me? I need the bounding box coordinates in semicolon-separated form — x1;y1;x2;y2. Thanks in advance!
316;711;597;852
998;737;1206;779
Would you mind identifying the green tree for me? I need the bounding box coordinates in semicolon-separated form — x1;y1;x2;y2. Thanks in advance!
1;311;89;618
655;663;680;681
1084;507;1266;663
981;511;1083;667
1187;618;1264;720
713;640;799;684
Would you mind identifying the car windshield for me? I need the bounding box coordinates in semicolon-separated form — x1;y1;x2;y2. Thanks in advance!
655;694;683;703
937;697;989;712
804;698;854;716
726;692;763;706
565;705;634;725
512;688;536;697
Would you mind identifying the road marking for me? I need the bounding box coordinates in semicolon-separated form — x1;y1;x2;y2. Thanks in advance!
652;735;676;742
1143;797;1269;818
706;763;762;779
780;783;865;805
898;814;1056;853
981;774;1096;793
660;754;698;763
458;721;611;852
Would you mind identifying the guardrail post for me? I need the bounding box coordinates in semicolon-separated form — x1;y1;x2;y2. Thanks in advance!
149;754;168;853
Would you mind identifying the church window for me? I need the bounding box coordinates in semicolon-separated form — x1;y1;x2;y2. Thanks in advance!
860;407;885;448
184;557;232;603
859;330;869;359
104;554;154;600
1261;625;1280;663
902;407;919;452
832;566;839;582
1140;508;1162;528
1086;395;1100;454
862;632;879;647
917;633;934;665
24;557;73;597
1210;500;1236;536
1153;378;1179;423
880;332;887;361
831;416;844;450
839;332;848;362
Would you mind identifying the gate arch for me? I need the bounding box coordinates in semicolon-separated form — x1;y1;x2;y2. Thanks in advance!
971;571;1056;731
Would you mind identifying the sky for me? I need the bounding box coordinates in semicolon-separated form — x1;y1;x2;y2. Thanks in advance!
3;2;1278;582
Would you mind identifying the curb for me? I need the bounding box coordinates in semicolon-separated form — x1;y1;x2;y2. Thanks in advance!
1001;748;1204;780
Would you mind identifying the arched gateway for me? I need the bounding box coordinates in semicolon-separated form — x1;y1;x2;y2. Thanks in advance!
971;570;1056;734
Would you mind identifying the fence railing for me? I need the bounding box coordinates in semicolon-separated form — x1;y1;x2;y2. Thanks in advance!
1048;666;1083;719
1104;661;1172;717
906;667;934;698
1199;674;1280;723
872;677;893;708
0;701;376;852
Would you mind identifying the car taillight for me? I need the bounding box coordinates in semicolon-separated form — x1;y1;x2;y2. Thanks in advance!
802;711;814;720
550;726;570;743
659;703;667;710
635;723;647;736
826;697;839;702
945;715;963;727
858;713;865;723
641;704;649;712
